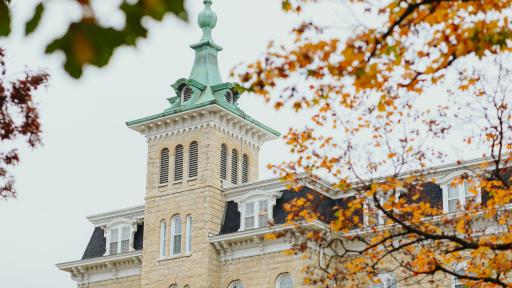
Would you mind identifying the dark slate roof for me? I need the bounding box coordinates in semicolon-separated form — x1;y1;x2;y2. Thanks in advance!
82;227;106;260
82;223;144;260
219;183;444;235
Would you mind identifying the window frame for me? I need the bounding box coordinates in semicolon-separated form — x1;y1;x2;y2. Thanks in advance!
159;148;169;184
170;215;182;256
237;194;277;231
160;220;167;258
231;148;239;184
106;223;132;256
229;280;244;288
185;215;192;254
174;145;184;181
370;273;397;288
276;273;293;288
442;174;481;213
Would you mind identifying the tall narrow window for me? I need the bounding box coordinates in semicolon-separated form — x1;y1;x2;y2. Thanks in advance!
225;90;233;103
109;228;119;255
242;154;249;183
258;199;269;227
220;144;227;181
446;182;471;213
245;202;255;229
231;149;238;184
160;148;169;184
160;221;166;257
186;215;192;254
171;215;182;256
189;141;199;178
120;226;130;253
174;145;184;181
181;86;193;103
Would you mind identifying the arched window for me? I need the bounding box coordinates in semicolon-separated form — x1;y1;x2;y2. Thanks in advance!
160;220;166;257
160;148;169;184
170;215;182;256
231;149;238;185
174;145;184;181
186;215;192;254
220;144;227;181
276;274;293;288
225;90;233;103
370;273;397;288
229;281;244;288
169;285;178;288
242;154;249;183
189;141;199;178
181;85;193;103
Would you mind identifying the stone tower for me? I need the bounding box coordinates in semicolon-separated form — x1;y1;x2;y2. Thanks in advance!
126;1;279;287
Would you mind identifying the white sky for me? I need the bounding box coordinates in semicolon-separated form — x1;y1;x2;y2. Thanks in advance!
0;0;315;286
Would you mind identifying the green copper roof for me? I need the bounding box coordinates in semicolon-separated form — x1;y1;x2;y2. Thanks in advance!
126;0;279;138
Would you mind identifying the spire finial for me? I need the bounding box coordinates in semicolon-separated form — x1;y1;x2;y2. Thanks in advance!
198;0;217;41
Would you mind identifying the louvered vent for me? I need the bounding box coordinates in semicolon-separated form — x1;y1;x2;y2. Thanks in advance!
225;90;233;103
220;144;227;180
160;148;169;184
231;149;238;184
242;154;249;183
174;145;184;181
189;141;199;178
181;86;193;103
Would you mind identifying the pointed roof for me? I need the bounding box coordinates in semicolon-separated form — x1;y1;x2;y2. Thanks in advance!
126;0;279;139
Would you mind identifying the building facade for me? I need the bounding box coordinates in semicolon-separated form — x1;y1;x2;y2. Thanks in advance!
56;1;482;287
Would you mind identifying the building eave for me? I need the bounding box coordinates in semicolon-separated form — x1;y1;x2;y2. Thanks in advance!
86;204;144;227
56;250;143;271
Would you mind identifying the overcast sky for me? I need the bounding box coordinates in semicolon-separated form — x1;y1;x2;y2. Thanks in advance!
0;0;319;286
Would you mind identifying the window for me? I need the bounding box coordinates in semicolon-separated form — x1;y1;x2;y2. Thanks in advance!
181;85;193;103
225;90;233;103
171;215;182;256
452;267;468;288
174;145;184;181
160;221;166;257
370;273;397;288
220;144;227;181
445;181;476;213
231;149;238;184
189;141;199;178
244;199;269;229
160;148;169;184
277;273;293;288
186;215;192;254
229;281;244;288
242;154;249;183
109;226;130;255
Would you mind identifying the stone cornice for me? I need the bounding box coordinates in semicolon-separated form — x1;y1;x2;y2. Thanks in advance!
86;205;144;227
224;174;338;201
128;105;278;149
56;250;143;271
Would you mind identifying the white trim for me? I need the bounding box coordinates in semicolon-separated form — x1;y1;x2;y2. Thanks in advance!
170;215;182;256
128;105;278;149
185;215;192;254
86;205;144;227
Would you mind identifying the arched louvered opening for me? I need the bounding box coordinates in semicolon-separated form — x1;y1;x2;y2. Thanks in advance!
189;141;199;178
220;144;227;181
174;145;184;181
160;148;169;184
225;90;233;103
242;154;249;183
231;149;238;185
181;86;193;103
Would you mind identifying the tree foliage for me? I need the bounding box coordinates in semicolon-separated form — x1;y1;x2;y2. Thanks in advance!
0;0;187;78
0;48;48;198
238;0;512;287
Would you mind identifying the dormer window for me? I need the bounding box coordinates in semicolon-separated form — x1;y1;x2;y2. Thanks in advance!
442;180;480;213
181;85;193;103
238;196;274;230
108;225;130;255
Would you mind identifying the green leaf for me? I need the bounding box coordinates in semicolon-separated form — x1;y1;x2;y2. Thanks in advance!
0;0;11;37
25;2;45;36
45;21;125;78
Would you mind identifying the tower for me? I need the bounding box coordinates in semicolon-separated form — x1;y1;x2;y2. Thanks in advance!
126;1;279;287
